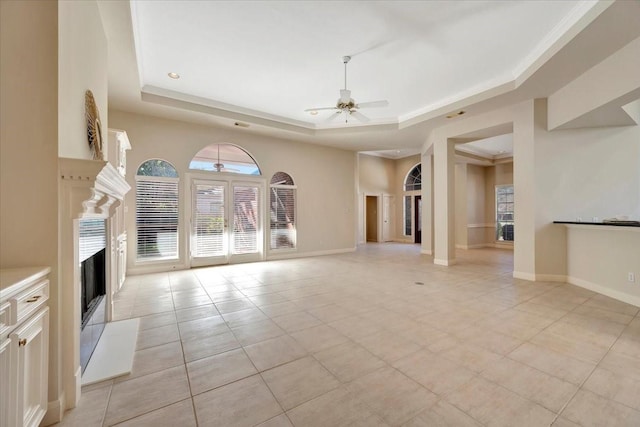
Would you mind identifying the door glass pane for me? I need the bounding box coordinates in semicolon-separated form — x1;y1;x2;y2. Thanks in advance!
194;184;225;257
233;186;259;254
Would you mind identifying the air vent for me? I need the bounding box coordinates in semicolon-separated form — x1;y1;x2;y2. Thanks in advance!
234;122;250;128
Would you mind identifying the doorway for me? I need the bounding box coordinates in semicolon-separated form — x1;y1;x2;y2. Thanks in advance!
414;195;422;244
190;179;262;266
366;195;378;242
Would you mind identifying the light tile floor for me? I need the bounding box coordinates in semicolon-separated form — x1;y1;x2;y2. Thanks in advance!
56;244;640;426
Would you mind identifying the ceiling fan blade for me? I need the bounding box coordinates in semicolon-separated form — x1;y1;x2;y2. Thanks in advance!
350;111;370;122
355;100;389;109
325;111;343;122
340;89;351;104
304;106;338;112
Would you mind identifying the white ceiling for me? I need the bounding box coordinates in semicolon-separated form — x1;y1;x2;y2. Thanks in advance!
130;0;588;128
99;1;640;155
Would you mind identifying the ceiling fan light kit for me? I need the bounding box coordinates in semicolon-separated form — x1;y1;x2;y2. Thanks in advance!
305;55;389;124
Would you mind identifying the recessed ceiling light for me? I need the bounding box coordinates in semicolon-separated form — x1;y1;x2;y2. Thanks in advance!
446;110;465;119
497;150;506;154
167;72;180;79
309;111;318;115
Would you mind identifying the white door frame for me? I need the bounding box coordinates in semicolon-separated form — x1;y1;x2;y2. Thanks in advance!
185;172;266;267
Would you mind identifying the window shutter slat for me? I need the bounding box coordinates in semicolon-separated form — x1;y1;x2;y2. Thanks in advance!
136;178;179;260
194;184;226;257
233;186;259;254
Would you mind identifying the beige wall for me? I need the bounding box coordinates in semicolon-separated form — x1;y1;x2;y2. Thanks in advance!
0;0;62;417
566;226;640;306
58;0;108;159
356;153;420;244
109;111;357;272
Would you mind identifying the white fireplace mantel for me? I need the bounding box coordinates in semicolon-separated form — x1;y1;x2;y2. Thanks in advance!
59;158;130;218
58;157;131;412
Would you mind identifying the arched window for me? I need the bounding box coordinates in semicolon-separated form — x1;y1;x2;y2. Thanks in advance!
404;164;421;191
270;172;296;250
135;159;179;261
403;164;421;237
189;143;261;175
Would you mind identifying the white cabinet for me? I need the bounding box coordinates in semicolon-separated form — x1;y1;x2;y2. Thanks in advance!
0;267;50;427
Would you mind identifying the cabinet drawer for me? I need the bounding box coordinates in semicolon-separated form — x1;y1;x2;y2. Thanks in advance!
0;301;12;336
10;279;49;325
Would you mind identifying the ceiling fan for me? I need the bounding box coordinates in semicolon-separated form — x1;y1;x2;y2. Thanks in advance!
305;56;389;123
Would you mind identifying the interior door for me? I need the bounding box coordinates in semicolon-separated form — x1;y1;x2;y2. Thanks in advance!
191;180;262;266
382;195;394;242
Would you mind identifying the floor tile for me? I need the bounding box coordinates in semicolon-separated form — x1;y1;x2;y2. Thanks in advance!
445;376;555;427
117;341;184;382
57;384;111;427
254;413;293;427
355;330;422;363
392;349;477;396
114;398;196;427
560;389;640;427
187;348;257;395
348;367;438;426
261;356;340;410
103;365;191;426
136;323;180;350
290;324;350;353
230;319;286;346
193;375;282;427
313;341;386;383
271;311;323;333
244;334;307;371
178;315;230;341
439;343;503;373
480;357;577;412
138;312;177;331
583;367;640;410
182;329;241;362
401;399;482;427
174;304;219;323
508;342;596;385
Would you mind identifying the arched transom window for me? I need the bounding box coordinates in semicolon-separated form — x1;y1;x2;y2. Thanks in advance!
404;164;421;191
189;143;261;175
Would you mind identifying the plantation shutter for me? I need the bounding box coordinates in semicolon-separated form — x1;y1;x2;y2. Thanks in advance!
193;183;226;257
270;186;296;249
136;177;179;260
233;185;259;254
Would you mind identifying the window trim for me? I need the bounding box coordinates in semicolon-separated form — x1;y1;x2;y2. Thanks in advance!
495;184;514;243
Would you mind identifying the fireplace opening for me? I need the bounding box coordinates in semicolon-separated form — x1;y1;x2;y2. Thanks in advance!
81;248;106;328
79;219;107;373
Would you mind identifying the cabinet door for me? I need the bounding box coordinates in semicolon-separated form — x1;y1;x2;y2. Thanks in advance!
10;307;49;427
0;336;15;427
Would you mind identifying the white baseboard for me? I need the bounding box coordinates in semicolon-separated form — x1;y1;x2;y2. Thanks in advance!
434;258;456;266
535;274;567;282
567;276;640;308
420;249;432;255
127;262;189;276
513;271;536;281
267;247;356;261
42;392;65;426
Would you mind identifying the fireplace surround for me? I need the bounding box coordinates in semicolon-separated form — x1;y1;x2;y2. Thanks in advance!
59;157;130;408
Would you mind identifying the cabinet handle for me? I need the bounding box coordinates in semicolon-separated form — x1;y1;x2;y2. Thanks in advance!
26;295;41;303
19;338;27;347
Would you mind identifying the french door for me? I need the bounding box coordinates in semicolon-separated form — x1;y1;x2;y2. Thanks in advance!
190;179;263;266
